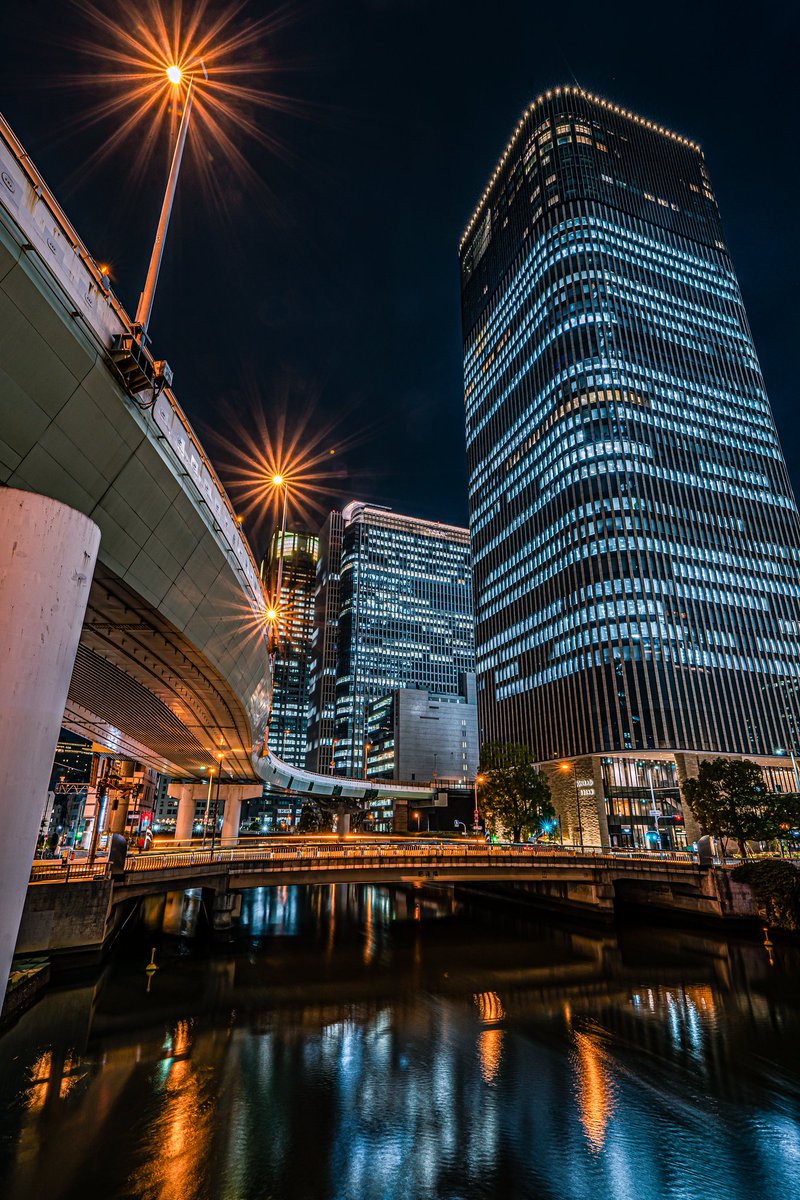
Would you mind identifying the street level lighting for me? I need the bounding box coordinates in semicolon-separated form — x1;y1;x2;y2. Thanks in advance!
472;773;485;833
135;59;208;333
202;768;214;847
560;761;584;850
210;751;224;853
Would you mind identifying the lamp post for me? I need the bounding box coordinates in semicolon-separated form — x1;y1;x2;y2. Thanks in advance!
559;761;584;850
363;740;372;781
271;473;289;602
210;752;224;853
201;768;214;847
135;61;208;334
472;773;485;833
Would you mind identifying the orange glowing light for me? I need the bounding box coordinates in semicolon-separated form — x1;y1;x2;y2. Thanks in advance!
57;1;302;203
211;389;372;545
265;607;278;622
573;1030;615;1152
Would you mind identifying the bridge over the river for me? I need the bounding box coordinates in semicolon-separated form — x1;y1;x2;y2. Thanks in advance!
17;842;757;965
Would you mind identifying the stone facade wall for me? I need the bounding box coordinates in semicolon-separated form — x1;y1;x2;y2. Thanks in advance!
543;757;608;848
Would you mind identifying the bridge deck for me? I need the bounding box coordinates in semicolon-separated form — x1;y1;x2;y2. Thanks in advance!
30;841;706;894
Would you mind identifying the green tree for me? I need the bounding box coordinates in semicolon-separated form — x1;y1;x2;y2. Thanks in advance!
478;742;555;843
682;758;776;858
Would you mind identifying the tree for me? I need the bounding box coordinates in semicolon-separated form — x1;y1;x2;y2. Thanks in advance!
478;742;555;843
296;801;334;833
682;758;776;858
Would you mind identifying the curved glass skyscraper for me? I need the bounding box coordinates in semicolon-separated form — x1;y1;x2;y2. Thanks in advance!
460;88;800;836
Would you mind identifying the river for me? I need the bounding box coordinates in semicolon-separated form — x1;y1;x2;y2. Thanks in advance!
0;884;798;1200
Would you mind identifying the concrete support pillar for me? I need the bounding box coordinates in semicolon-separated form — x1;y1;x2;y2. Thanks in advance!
0;490;100;1006
107;789;130;835
392;799;408;833
174;785;197;842
221;789;242;842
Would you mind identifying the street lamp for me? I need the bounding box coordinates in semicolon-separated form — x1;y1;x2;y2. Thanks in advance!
202;767;215;847
560;761;584;850
210;751;224;853
271;473;289;604
363;740;372;781
472;773;485;833
135;60;208;333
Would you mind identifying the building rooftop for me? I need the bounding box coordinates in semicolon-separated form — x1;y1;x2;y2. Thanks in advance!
459;85;701;253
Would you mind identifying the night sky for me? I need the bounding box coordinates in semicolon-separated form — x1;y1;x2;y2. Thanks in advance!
2;0;799;555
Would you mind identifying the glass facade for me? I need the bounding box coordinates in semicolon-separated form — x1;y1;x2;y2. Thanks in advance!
333;503;475;776
460;87;800;762
306;512;345;774
261;529;318;769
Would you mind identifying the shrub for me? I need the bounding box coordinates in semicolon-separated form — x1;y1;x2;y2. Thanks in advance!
731;859;800;930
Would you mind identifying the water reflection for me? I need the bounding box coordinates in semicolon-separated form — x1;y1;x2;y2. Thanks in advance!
0;885;798;1200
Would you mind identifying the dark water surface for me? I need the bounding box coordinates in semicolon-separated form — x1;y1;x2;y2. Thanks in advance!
1;885;799;1200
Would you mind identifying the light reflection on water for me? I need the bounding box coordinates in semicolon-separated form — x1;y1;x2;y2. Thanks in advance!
0;884;798;1200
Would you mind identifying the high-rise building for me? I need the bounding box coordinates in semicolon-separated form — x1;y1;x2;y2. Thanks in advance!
306;510;345;774
460;87;800;846
333;502;475;777
261;529;318;769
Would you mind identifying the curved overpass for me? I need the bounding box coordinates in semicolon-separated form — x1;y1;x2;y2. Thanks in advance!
0;111;432;804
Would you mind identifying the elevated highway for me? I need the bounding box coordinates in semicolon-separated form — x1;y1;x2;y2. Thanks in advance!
0;110;433;1000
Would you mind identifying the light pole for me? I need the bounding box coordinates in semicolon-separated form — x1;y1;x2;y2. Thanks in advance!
135;61;208;334
210;752;224;853
271;473;289;602
472;773;485;833
646;763;660;851
201;768;214;847
559;761;584;850
363;740;372;781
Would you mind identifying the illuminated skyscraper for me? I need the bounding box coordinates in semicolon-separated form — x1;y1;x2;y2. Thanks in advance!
306;510;345;774
460;88;800;846
261;529;318;769
332;502;475;777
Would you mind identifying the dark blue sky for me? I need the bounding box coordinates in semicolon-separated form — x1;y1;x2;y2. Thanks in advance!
3;0;799;552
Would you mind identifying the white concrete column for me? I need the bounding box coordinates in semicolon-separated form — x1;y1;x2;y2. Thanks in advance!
173;784;197;842
221;787;242;842
0;490;100;1006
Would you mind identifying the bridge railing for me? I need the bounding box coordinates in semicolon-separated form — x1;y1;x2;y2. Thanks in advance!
121;841;702;874
30;840;721;884
29;860;111;884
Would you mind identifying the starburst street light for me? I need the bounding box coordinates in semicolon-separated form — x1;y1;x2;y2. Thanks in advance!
134;58;208;333
271;472;290;608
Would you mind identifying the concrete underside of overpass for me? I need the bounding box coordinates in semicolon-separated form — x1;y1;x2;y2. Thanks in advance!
0;173;268;780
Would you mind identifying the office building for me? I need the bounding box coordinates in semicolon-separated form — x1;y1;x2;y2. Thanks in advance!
306;511;345;774
333;502;475;777
261;529;318;768
460;88;800;846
